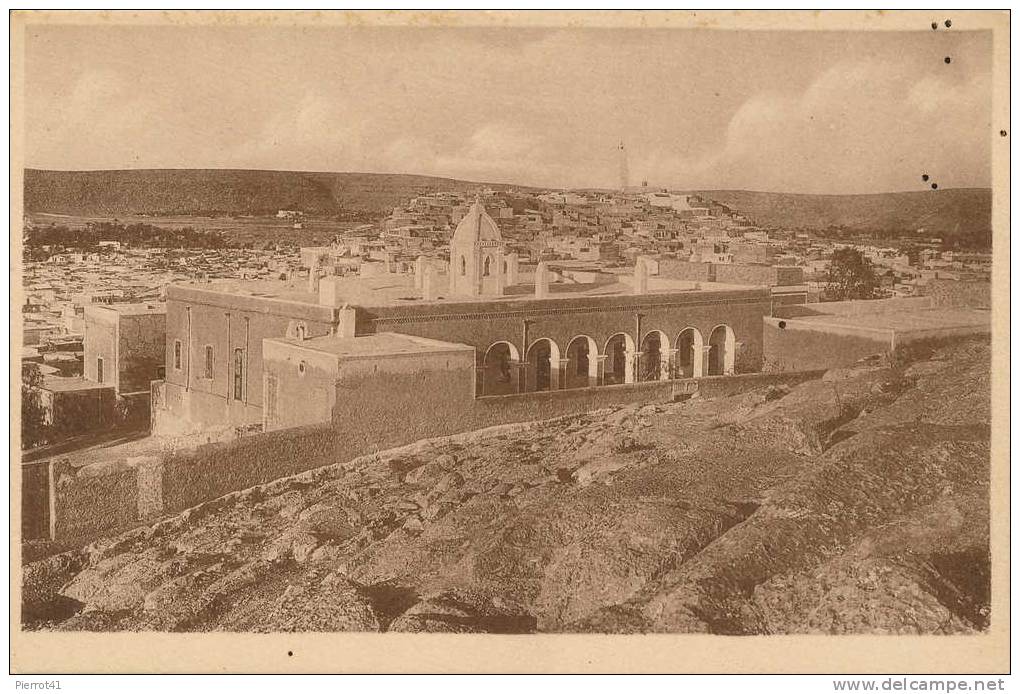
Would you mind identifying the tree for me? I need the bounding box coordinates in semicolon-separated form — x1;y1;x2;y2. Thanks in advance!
21;363;49;449
825;248;879;300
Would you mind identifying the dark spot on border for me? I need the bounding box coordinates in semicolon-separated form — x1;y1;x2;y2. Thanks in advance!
288;651;294;657
922;174;930;182
945;56;952;64
931;183;939;190
1000;130;1008;137
945;19;952;28
931;21;938;30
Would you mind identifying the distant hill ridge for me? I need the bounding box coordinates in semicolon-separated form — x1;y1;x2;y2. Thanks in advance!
690;188;991;239
24;169;991;242
23;168;524;217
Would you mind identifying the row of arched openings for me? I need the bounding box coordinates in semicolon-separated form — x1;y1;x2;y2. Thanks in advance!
480;325;736;395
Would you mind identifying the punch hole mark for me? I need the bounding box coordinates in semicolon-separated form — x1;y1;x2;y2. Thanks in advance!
1000;130;1008;137
931;183;939;190
921;174;930;182
945;19;952;28
945;56;952;64
288;651;294;657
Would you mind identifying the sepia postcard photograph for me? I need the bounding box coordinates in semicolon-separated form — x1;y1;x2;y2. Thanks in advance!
8;8;1011;679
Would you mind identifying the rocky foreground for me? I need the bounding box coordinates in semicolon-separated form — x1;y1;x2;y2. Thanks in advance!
24;338;991;634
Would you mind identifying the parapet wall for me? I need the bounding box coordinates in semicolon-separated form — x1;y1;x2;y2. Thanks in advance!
774;296;933;319
927;279;991;309
763;317;893;372
28;370;822;547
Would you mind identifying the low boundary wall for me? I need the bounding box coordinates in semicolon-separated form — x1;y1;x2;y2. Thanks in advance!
29;370;824;547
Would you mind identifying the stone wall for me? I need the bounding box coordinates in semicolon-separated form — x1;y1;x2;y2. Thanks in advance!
714;264;804;287
774;297;933;319
47;458;141;544
763;317;893;372
162;286;339;430
657;259;713;282
35;369;821;546
927;279;991;309
118;312;166;394
361;288;771;374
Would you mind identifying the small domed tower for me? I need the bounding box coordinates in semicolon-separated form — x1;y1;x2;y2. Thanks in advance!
449;197;507;297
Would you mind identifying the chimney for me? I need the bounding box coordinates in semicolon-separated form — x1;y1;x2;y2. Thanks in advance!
334;304;356;338
414;255;426;290
535;261;550;299
422;266;440;301
633;257;649;295
506;253;520;285
307;260;320;293
319;276;344;307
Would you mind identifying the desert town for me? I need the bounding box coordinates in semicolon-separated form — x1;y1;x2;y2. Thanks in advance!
22;185;992;448
19;174;995;638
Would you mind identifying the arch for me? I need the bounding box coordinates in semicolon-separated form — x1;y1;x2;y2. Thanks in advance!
708;324;736;376
674;327;704;378
563;334;598;389
526;337;561;392
639;330;671;381
481;341;520;396
459;256;467;276
603;332;635;386
483;256;491;277
503;260;508;275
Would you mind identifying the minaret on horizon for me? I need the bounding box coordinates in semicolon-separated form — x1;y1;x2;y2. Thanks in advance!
618;140;629;193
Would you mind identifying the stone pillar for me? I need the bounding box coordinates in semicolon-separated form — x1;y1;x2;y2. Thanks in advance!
595;354;608;386
307;260;320;293
523;359;538;392
625;349;639;384
509;360;525;394
535;262;550;299
556;358;570;390
633;257;649;295
664;348;679;380
422;266;440;301
474;365;486;397
335;306;357;338
731;341;745;375
701;344;713;377
507;253;520;285
414;255;426;290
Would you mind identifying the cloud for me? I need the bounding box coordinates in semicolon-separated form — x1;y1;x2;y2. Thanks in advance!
24;28;992;193
654;59;991;194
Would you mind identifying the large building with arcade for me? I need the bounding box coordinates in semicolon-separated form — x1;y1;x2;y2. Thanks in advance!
152;200;801;436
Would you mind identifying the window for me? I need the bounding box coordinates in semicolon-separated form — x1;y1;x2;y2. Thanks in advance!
233;348;245;401
503;260;508;274
460;256;466;275
296;323;307;340
173;340;182;370
204;346;214;379
483;257;491;276
96;357;104;384
266;374;278;423
298;360;306;375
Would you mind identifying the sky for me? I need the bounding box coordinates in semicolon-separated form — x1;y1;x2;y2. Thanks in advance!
24;25;993;194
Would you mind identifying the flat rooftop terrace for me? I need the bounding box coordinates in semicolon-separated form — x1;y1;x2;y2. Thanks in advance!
771;306;991;346
266;331;473;358
785;308;989;333
181;273;760;309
